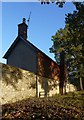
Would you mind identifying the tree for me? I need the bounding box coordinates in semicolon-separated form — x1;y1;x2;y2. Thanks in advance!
65;2;84;90
50;2;84;93
50;25;69;94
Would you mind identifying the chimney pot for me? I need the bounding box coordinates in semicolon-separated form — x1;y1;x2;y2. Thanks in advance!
23;18;26;23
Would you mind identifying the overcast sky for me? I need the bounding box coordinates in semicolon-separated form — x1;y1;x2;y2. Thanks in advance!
1;2;76;63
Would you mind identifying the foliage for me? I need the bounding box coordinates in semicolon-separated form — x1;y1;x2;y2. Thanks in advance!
1;63;23;90
68;3;84;81
50;2;84;91
40;0;65;7
65;2;84;79
2;91;84;120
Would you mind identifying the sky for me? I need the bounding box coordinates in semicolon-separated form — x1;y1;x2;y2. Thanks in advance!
1;2;76;64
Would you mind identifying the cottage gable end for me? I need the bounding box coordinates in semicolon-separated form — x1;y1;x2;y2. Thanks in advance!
3;36;38;73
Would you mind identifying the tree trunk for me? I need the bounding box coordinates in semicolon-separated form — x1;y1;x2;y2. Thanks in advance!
59;51;66;95
80;77;83;91
79;64;83;91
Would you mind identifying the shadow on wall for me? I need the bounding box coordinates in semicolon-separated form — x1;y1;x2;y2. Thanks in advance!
37;52;60;80
37;76;59;97
37;52;60;96
2;64;23;90
37;76;48;97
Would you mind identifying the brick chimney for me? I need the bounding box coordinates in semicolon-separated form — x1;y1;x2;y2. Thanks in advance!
18;18;28;40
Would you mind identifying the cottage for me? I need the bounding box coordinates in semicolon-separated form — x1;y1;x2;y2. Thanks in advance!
3;18;60;81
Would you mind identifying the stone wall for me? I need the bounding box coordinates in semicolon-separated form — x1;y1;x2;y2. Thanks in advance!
0;63;76;105
0;63;36;105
